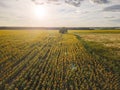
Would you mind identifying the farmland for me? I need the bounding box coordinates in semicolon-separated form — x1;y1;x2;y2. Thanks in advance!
0;30;120;90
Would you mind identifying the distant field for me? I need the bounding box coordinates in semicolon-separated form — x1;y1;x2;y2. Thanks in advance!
69;29;120;33
0;30;120;90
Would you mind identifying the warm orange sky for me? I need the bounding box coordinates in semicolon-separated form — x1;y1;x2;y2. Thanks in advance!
0;0;120;27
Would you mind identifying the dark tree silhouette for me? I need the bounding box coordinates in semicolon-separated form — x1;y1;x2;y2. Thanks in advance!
59;27;68;34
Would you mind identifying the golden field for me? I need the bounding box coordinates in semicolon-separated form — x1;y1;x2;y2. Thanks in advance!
0;30;120;90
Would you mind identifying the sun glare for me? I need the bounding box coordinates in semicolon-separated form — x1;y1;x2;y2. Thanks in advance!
34;6;47;19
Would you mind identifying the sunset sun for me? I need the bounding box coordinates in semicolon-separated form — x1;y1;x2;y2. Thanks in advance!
34;6;47;19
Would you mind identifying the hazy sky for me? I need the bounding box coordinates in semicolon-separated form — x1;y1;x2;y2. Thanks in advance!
0;0;120;27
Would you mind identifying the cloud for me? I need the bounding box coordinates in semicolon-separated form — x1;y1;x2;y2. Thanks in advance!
53;3;61;5
31;0;110;6
59;8;75;13
34;2;44;5
110;18;120;22
0;0;111;7
0;16;8;19
31;0;79;7
0;1;9;8
65;0;83;7
31;0;83;7
104;16;115;19
48;0;59;2
103;5;120;12
31;0;62;5
90;0;109;4
31;0;44;5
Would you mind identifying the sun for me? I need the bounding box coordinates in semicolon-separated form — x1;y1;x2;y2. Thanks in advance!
34;6;47;19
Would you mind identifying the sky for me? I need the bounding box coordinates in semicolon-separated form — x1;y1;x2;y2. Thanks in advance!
0;0;120;27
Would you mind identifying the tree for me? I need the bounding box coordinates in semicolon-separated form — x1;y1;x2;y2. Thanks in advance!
59;27;68;34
